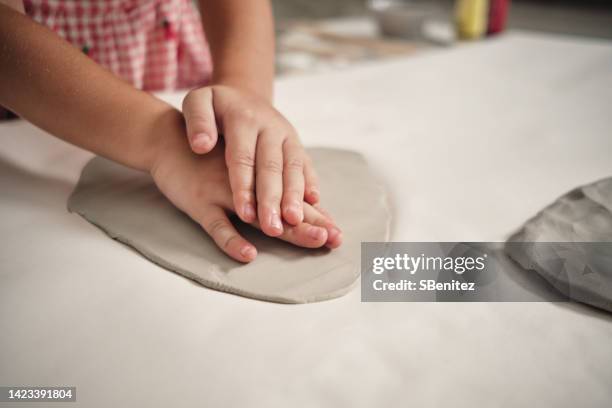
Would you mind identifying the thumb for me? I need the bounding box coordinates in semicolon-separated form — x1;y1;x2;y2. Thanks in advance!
182;87;219;154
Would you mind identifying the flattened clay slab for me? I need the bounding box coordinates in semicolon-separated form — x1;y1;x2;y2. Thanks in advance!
505;177;612;312
68;148;391;303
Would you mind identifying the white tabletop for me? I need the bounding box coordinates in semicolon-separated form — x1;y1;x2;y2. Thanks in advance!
1;32;612;407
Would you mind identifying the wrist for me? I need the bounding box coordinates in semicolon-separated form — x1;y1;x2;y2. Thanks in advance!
143;107;186;174
211;75;273;102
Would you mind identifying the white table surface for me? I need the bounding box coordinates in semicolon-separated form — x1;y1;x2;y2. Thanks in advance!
1;32;612;407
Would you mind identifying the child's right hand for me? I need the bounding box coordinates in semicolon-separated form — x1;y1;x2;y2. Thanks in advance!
181;85;320;237
150;128;342;263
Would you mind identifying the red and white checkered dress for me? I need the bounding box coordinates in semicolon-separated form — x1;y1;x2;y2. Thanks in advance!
24;0;213;91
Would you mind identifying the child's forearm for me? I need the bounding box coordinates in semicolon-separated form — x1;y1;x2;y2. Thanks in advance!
0;4;181;172
198;0;275;101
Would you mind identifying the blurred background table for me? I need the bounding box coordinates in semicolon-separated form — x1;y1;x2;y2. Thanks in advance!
273;0;612;75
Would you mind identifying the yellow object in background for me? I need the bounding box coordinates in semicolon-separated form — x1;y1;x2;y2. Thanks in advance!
455;0;490;40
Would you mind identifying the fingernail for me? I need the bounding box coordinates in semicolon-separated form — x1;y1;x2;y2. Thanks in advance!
308;226;326;240
270;211;283;231
328;227;341;241
192;133;210;149
243;203;256;221
327;232;343;248
240;245;257;260
289;202;303;221
310;188;320;201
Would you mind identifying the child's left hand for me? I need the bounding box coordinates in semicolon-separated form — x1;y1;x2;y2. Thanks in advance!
181;85;321;238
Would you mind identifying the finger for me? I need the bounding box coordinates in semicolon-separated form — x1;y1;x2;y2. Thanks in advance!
182;88;219;154
281;138;305;226
304;203;343;249
249;218;328;248
256;131;284;237
277;222;328;248
303;156;320;204
313;203;334;222
200;206;257;262
224;113;258;224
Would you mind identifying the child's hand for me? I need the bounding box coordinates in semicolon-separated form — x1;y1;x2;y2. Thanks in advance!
150;132;342;263
181;85;320;238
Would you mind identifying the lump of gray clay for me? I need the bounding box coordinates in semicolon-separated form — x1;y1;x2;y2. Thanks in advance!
505;177;612;312
68;148;391;304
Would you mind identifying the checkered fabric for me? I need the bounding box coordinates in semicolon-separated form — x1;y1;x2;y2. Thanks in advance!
24;0;213;91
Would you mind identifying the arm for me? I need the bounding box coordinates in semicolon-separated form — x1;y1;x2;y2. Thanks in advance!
198;0;275;101
0;4;341;260
1;0;22;13
0;3;174;172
